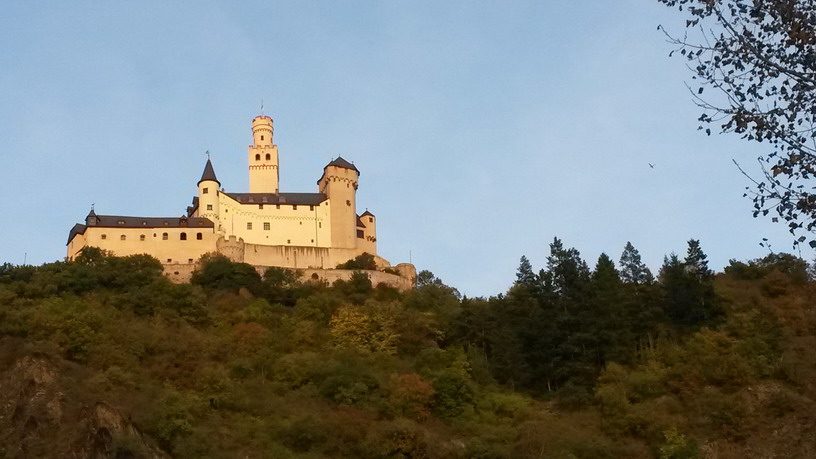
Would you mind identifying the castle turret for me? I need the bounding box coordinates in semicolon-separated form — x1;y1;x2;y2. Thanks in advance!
85;207;100;226
318;157;359;249
360;210;377;247
248;115;280;193
198;158;221;229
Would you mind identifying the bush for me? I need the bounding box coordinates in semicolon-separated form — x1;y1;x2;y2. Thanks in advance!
191;254;262;294
336;253;377;270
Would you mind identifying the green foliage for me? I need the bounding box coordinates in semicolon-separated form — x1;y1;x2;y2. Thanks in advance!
659;428;698;459
191;253;262;294
0;245;814;457
336;252;377;270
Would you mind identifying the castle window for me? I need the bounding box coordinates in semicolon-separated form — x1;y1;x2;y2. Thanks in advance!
203;188;209;194
167;259;172;263
357;230;364;238
117;220;125;225
311;239;314;243
188;258;193;263
287;239;291;244
101;234;107;240
180;233;187;240
369;217;373;223
247;222;253;230
196;233;202;240
319;222;322;228
265;154;270;160
260;135;264;141
310;205;314;211
346;200;351;206
263;222;270;230
162;233;168;240
207;204;213;210
259;204;263;209
293;205;298;210
255;154;261;161
140;234;145;241
120;235;126;241
276;205;280;209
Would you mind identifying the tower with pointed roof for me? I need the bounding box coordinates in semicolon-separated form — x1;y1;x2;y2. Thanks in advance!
318;157;360;249
197;158;220;227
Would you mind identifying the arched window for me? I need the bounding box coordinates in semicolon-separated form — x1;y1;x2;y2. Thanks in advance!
140;234;146;241
196;233;203;240
255;154;261;161
162;233;168;240
180;233;187;240
120;235;126;241
265;153;271;160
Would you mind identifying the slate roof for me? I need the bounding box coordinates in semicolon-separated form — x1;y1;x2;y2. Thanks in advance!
225;192;327;206
198;159;220;185
360;210;375;218
67;224;87;245
325;156;359;173
67;216;214;245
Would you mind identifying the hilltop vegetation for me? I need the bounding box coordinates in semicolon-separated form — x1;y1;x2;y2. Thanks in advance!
0;241;815;458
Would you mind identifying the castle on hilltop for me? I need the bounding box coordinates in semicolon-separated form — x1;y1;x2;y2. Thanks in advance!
66;115;415;288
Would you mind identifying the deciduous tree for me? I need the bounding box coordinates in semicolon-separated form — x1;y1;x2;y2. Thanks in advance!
659;0;816;246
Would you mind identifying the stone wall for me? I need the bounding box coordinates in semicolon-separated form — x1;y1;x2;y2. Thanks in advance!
161;261;417;291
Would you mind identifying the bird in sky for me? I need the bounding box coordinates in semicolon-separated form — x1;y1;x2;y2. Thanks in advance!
648;163;655;169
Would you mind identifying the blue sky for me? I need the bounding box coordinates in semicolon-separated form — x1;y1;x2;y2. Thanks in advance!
0;1;804;297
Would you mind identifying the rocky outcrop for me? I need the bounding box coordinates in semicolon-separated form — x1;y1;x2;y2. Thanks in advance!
0;354;167;459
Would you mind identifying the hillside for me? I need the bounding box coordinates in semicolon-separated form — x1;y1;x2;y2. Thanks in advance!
0;242;815;458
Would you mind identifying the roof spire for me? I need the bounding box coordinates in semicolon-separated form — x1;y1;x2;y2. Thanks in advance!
198;156;220;186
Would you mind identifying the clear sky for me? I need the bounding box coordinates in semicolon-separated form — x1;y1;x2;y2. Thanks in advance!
0;1;806;297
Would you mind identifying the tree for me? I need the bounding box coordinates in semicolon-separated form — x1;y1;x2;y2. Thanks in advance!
660;240;721;327
619;242;654;285
659;0;816;246
190;254;262;294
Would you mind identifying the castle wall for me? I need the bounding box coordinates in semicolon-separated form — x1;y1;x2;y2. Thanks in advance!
299;268;415;290
238;239;389;269
217;194;333;247
162;264;415;291
68;226;217;265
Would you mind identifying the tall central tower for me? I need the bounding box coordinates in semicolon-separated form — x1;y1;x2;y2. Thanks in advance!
248;115;279;193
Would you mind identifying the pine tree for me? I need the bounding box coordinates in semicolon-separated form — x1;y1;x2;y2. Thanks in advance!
660;240;721;328
619;241;654;285
515;255;538;288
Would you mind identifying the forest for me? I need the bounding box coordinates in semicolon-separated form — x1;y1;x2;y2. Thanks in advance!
0;240;815;458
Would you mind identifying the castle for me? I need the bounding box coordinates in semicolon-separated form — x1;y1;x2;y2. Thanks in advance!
66;115;415;288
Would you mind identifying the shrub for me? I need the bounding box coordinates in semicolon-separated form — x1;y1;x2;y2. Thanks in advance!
336;253;377;270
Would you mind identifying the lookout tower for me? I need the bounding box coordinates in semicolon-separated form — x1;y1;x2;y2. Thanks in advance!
248;115;279;193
